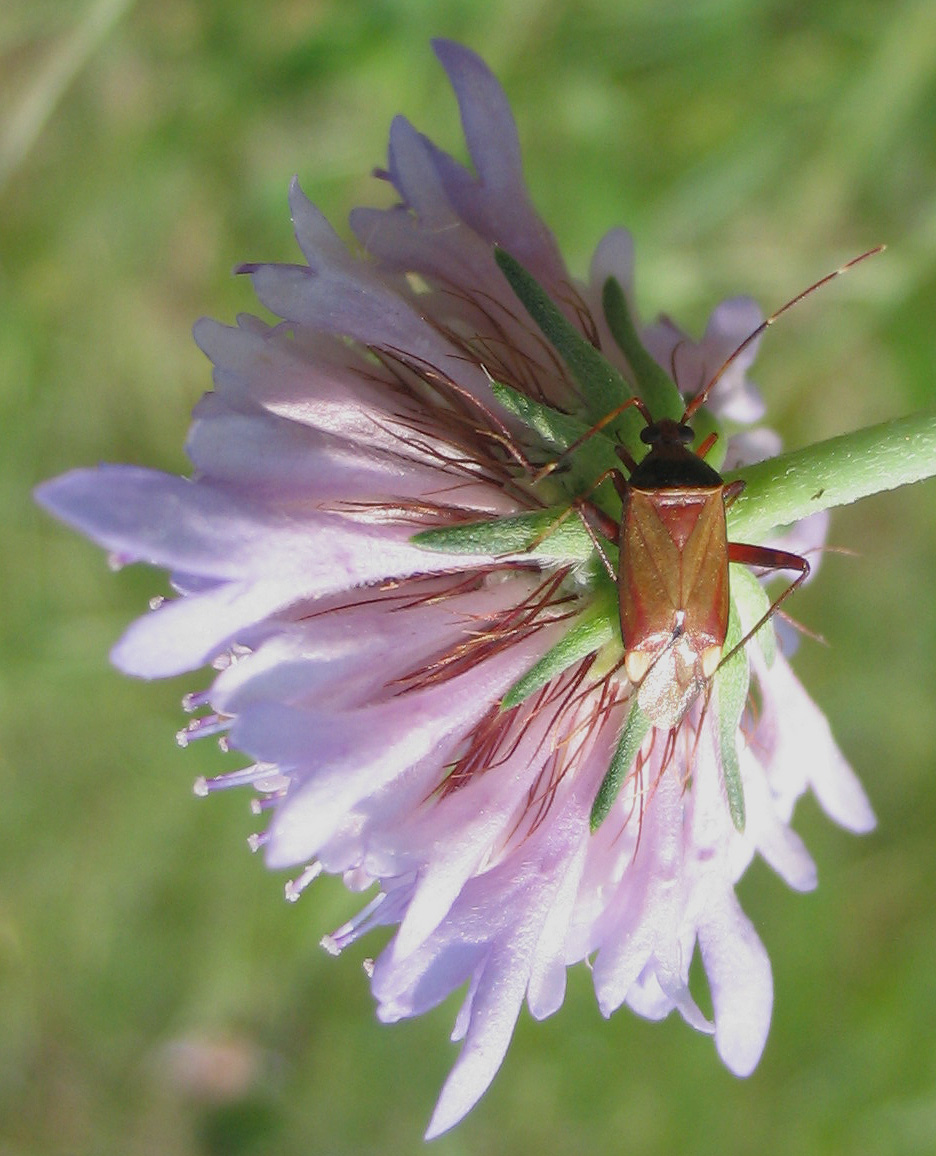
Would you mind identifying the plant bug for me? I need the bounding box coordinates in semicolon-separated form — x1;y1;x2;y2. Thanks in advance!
557;246;885;730
604;397;805;729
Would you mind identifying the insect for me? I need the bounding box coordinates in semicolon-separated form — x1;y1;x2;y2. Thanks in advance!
559;247;883;730
603;396;806;729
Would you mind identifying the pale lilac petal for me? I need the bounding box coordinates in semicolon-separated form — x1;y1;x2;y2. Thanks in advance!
697;891;773;1077
591;773;683;1016
112;578;301;678
424;944;528;1140
756;509;831;583
322;883;414;956
287;179;359;271
351;202;479;285
248;259;506;417
186;405;512;512
187;406;428;497
640;315;685;382
432;39;524;198
623;967;694;1027
393;834;504;962
648;961;712;1034
450;970;482;1043
247;188;502;410
243;251;409;350
741;754;818;891
114;531;546;680
353;117;495;288
257;637;550;867
376;937;484;1024
592;891;656;1018
253;697;476;867
192;318;421;447
391;708;554;959
211;576;544;715
525;830;588;1020
583;228;641;373
699;296;766;419
42;466;524;599
419;816;582;1137
759;826;817;892
383;114;460;224
428;40;568;297
36;468;259;577
642;295;765;418
589;227;636;300
722;426;783;470
764;654;876;833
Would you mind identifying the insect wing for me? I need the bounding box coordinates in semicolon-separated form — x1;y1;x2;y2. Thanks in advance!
618;487;680;658
619;486;731;728
636;633;708;730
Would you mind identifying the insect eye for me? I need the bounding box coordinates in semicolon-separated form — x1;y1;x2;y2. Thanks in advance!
677;423;694;445
639;425;660;446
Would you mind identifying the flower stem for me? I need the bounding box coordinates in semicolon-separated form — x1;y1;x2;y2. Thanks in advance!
726;408;936;539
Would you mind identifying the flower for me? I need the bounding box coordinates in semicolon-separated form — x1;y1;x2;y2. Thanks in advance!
35;39;876;1140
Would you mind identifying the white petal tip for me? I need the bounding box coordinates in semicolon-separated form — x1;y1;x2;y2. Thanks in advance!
320;935;341;957
718;1037;766;1079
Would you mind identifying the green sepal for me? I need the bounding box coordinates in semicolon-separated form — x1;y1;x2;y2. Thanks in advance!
489;380;623;495
411;508;593;560
729;563;777;667
489;380;587;453
501;584;618;711
494;247;634;427
714;599;750;832
602;277;683;421
590;700;652;832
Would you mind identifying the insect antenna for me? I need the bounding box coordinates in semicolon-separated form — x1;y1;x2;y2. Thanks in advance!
682;244;885;424
530;396;650;483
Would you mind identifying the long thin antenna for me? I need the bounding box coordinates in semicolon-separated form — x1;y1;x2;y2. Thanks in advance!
683;244;886;423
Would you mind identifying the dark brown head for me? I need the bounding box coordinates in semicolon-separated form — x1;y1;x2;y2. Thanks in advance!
624;417;724;489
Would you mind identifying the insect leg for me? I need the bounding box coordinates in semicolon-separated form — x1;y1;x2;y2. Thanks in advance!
526;467;624;580
572;497;620;580
721;541;811;665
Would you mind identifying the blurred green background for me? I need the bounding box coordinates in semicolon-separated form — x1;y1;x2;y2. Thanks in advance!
3;1;936;1153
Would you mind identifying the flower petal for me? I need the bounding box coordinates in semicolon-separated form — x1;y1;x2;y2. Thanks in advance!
254;635;553;867
36;467;262;578
112;578;300;678
423;941;528;1140
187;403;513;512
428;40;569;298
761;653;876;833
192;317;423;448
697;890;773;1077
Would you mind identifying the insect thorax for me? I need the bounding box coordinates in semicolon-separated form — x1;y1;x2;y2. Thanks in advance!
627;444;724;489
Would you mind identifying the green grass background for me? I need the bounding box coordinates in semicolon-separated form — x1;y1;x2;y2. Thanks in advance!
4;1;936;1153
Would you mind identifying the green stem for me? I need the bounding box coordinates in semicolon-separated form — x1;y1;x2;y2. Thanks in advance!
414;410;936;565
726;409;936;540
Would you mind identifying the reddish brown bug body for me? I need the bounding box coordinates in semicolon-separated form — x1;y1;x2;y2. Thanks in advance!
603;409;806;729
616;417;745;727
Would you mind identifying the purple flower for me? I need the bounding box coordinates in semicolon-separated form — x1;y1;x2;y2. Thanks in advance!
35;40;875;1139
